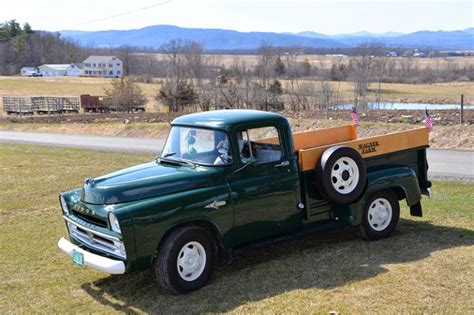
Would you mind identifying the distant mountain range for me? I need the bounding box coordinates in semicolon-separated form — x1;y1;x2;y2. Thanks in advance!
60;25;474;51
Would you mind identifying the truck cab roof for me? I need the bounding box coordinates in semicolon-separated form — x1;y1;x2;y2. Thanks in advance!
171;109;289;130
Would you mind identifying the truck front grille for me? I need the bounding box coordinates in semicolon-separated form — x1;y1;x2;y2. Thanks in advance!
71;210;108;228
64;217;126;259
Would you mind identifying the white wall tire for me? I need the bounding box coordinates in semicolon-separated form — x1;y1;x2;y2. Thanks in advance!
155;226;216;294
359;190;400;240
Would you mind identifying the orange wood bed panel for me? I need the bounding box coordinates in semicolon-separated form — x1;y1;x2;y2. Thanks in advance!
298;127;429;172
292;124;357;150
256;124;357;149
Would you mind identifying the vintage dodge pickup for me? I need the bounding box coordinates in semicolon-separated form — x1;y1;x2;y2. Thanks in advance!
58;110;432;294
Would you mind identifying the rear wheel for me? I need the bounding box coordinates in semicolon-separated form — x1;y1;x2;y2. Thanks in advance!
358;190;400;240
155;226;216;294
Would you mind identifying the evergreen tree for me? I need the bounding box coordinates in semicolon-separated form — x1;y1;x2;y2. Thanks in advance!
274;56;286;76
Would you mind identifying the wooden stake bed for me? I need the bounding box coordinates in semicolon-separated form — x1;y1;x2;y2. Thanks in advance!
295;125;429;172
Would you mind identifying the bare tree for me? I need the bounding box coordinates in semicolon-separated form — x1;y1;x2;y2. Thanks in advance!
284;47;306;111
255;42;275;110
157;40;196;112
104;77;147;112
350;42;385;106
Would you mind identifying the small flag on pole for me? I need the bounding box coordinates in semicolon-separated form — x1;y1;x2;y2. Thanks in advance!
351;107;360;125
423;109;433;132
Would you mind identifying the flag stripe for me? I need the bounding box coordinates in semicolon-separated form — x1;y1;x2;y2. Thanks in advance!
351;110;360;125
423;109;433;132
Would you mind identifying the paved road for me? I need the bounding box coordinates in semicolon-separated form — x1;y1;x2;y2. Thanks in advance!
0;130;164;154
426;149;474;182
1;130;473;181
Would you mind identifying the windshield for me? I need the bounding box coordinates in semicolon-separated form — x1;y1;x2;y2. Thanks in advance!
161;126;233;166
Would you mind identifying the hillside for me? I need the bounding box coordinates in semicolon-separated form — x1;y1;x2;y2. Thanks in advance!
60;25;342;50
60;25;474;50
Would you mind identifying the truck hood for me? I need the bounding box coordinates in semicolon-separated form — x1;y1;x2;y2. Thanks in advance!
80;161;216;205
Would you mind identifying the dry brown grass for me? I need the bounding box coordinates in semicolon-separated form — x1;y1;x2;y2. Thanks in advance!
0;73;472;119
0;76;161;116
148;53;474;69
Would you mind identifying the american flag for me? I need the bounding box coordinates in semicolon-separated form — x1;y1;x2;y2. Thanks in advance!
423;109;433;132
351;107;360;125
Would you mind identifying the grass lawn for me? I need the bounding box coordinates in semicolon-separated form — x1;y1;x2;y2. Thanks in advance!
0;143;473;313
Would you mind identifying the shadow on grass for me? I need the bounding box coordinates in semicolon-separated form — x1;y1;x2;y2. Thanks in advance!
81;219;473;313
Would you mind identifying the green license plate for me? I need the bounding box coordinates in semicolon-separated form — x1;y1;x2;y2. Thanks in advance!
72;249;84;266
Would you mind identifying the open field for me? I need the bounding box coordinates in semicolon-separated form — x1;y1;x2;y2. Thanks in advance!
150;53;474;69
0;76;161;115
0;76;472;118
1;115;473;150
1;143;473;313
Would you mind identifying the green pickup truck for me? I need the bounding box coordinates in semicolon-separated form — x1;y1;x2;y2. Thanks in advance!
58;110;432;294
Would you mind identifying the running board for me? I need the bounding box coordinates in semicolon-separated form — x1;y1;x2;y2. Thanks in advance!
224;220;347;263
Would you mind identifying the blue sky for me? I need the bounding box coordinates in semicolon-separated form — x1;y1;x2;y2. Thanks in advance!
2;0;473;34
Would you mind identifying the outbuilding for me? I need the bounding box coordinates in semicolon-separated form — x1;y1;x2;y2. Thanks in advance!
38;64;82;77
20;67;39;76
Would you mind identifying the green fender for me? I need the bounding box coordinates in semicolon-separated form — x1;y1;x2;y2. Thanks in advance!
349;167;422;226
127;185;232;272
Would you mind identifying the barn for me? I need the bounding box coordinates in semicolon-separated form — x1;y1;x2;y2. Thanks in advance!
38;64;82;77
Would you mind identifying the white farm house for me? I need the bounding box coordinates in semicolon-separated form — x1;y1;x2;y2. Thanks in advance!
83;56;123;78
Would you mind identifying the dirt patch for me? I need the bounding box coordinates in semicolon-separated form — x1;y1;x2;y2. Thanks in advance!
0;112;180;124
1;108;472;125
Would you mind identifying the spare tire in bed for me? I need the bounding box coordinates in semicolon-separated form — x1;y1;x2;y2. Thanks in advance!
316;146;367;204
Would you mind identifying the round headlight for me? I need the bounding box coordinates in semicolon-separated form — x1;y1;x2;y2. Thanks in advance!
108;212;121;234
60;195;69;214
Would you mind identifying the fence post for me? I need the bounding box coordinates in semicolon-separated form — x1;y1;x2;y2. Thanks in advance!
326;95;329;120
460;94;464;124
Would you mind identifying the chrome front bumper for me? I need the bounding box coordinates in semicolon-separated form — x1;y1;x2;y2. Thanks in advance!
58;237;125;274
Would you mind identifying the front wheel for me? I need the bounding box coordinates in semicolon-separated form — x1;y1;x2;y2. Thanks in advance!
358;190;400;240
155;226;216;294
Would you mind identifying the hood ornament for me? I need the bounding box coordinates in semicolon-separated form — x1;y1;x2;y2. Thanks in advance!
84;178;96;188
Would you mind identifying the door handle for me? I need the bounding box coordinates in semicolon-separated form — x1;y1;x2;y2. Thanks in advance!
275;160;290;168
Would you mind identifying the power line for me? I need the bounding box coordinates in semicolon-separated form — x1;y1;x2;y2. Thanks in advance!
67;1;171;28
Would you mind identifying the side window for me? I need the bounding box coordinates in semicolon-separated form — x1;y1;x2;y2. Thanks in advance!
238;126;282;164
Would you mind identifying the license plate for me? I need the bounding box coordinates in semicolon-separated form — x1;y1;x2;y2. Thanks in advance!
72;249;84;266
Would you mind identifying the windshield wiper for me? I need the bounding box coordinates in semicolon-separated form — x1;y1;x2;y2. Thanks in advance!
156;156;196;168
155;151;175;161
162;152;176;157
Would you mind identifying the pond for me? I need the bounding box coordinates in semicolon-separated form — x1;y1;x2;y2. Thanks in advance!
334;102;473;110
